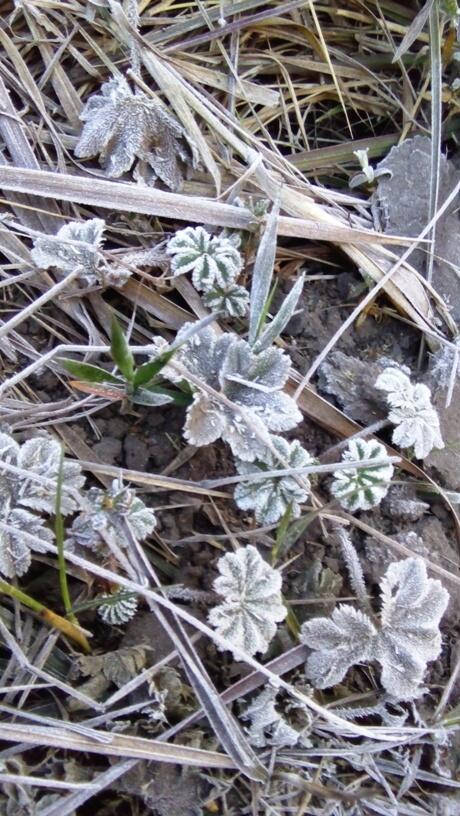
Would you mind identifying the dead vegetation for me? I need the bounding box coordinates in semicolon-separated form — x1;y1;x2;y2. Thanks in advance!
1;0;460;814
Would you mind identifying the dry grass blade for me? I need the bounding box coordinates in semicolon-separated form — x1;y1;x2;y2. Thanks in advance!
0;723;236;768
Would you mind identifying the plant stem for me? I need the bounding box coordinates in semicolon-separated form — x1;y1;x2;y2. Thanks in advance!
55;447;77;623
0;580;90;652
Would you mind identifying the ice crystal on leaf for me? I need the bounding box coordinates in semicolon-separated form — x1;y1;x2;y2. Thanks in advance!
31;218;115;287
300;556;449;700
234;436;314;524
166;226;243;291
202;283;249;317
97;591;138;625
0;485;54;578
375;366;444;459
68;479;156;552
15;436;84;515
208;545;287;657
330;438;394;512
242;686;302;748
163;324;301;460
75;76;195;190
375;557;449;699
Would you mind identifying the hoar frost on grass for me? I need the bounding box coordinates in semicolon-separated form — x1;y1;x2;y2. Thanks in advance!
375;366;444;459
234;436;315;524
330;438;394;512
208;545;287;657
301;555;449;699
162;324;301;461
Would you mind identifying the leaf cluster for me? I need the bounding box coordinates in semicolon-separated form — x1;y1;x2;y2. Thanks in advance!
300;555;449;699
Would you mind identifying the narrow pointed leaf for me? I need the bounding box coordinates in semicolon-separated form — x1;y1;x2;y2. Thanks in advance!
111;316;135;382
59;358;123;385
392;0;434;62
133;347;177;388
254;275;304;352
249;198;280;345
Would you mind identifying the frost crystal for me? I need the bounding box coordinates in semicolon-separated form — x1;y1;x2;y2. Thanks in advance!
75;76;195;190
208;545;287;657
300;556;449;700
375;366;444;459
242;686;302;748
97;591;138;625
68;479;156;552
202;283;249;317
0;489;54;578
234;436;314;524
330;438;394;512
162;324;301;460
166;226;243;291
31;219;104;285
15;436;84;515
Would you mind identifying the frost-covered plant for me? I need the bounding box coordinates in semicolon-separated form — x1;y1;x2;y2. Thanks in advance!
67;479;156;552
167;226;243;291
0;430;84;578
75;75;196;190
31;218;131;289
234;436;315;524
208;545;287;657
300;556;449;699
97;591;138;625
161;324;301;460
202;283;249;317
0;485;54;578
375;366;444;459
330;438;394;512
0;431;84;516
242;686;303;748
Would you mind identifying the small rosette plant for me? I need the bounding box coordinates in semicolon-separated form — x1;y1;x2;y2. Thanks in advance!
330;438;394;512
234;436;315;525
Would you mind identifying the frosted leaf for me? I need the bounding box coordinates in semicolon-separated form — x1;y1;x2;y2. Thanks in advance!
0;432;20;464
376;557;449;699
301;606;377;688
375;366;444;459
16;436;85;515
330;439;394;512
242;686;301;748
0;487;54;578
208;545;287;657
31;219;105;287
97;591;138;625
163;325;301;460
202;283;249;317
300;555;449;699
75;76;196;191
166;226;243;291
234;436;314;525
67;479;156;551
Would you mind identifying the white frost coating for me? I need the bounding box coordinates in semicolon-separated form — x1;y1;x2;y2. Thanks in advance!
208;545;287;657
97;591;138;625
234;436;314;524
300;556;449;699
375;366;444;459
162;324;301;461
167;226;243;292
67;479;156;552
330;438;394;512
75;75;195;190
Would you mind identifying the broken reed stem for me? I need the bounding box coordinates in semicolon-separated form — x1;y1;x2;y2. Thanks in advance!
0;579;90;653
